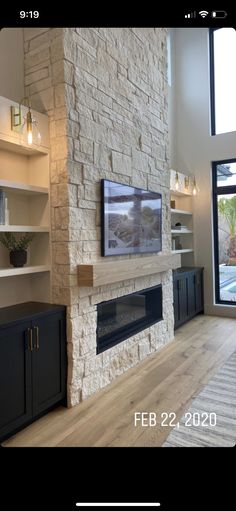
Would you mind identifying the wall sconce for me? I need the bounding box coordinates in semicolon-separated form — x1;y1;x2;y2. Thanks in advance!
192;176;198;196
175;171;179;191
184;176;190;190
11;97;41;146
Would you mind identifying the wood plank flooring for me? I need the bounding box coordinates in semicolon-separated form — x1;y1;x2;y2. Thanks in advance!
3;314;236;447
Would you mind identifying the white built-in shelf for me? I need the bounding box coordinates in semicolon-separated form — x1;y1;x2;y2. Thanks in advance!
170;172;194;262
172;249;194;254
170;189;192;197
0;225;50;232
0;97;51;306
0;265;51;278
0;135;48;155
0;179;48;195
171;230;193;234
171;208;192;215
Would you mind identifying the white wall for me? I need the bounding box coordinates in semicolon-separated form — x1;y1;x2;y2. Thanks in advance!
0;28;24;102
168;29;177;168
173;28;236;317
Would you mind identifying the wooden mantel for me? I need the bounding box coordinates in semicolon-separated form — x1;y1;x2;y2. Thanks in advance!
77;253;181;287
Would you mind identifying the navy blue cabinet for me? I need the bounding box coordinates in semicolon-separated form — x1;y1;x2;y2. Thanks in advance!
0;302;67;442
173;267;204;329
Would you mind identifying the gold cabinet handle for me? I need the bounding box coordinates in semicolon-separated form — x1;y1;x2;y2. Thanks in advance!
34;326;39;350
28;328;33;351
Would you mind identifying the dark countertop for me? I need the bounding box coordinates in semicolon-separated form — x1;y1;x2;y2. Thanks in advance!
0;302;66;328
173;266;204;274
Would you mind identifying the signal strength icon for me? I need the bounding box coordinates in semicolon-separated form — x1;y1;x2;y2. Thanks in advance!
199;10;209;18
185;11;196;18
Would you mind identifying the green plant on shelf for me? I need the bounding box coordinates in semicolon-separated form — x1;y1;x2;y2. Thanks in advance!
0;232;34;251
0;232;35;267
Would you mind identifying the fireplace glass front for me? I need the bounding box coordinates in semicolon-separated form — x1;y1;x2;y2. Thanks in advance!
97;284;162;353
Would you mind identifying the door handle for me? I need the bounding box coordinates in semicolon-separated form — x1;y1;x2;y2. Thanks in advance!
34;326;39;350
28;328;33;351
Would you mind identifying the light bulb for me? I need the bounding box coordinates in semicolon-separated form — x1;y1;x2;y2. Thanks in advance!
11;97;41;147
192;177;197;196
26;108;33;145
27;130;33;145
20;108;41;147
175;172;179;190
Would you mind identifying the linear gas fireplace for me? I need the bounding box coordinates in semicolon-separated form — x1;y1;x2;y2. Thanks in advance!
97;285;162;354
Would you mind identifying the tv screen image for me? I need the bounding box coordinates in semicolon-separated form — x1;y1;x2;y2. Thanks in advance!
101;179;162;256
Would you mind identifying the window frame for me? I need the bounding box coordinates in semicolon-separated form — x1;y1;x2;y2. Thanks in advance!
212;159;236;305
209;28;216;135
210;27;236;136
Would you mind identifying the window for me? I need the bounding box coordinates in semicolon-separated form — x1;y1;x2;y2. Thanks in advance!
210;28;236;135
212;160;236;305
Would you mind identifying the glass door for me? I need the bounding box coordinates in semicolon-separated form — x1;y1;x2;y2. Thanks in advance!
212;160;236;304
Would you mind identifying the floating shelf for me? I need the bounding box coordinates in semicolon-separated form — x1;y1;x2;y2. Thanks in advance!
0;179;48;195
78;253;181;287
0;225;50;232
0;265;51;278
172;249;194;254
170;189;192;197
171;208;192;215
171;230;193;234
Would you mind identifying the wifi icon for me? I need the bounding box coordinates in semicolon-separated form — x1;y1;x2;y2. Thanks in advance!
199;10;209;18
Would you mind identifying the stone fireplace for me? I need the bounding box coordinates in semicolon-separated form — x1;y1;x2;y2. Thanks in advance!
23;27;174;406
97;284;163;353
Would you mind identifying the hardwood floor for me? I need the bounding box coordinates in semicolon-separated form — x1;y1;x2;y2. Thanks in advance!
3;314;236;447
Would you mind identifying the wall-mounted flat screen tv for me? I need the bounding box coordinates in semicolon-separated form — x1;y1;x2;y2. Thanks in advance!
101;179;162;256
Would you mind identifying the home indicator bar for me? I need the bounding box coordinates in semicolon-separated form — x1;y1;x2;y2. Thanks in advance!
76;504;161;508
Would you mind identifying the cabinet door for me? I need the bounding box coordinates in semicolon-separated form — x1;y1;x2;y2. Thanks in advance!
173;276;188;328
195;270;204;312
32;311;66;416
173;278;179;327
187;273;195;317
0;321;32;440
178;277;188;325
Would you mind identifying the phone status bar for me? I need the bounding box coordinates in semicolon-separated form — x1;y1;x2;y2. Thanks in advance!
184;10;227;20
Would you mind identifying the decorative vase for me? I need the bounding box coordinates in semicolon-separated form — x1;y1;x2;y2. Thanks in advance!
9;250;27;268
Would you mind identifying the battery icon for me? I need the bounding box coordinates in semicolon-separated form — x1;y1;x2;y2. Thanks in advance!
211;10;227;18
